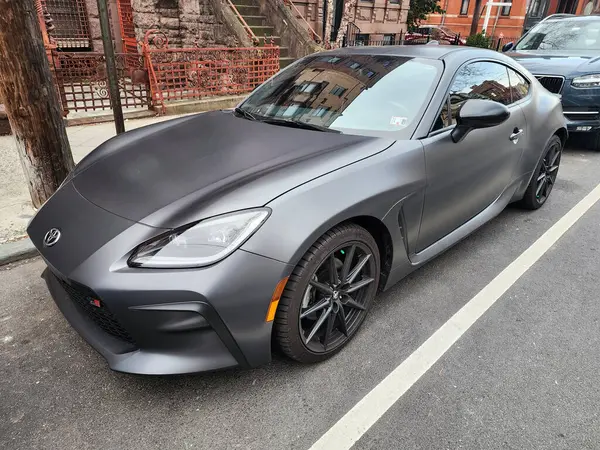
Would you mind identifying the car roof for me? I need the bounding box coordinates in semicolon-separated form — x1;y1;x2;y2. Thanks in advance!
544;14;600;23
318;45;498;61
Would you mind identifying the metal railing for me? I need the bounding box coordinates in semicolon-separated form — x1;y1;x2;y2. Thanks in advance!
225;0;260;45
343;30;520;51
283;0;321;43
142;31;279;113
50;51;150;115
116;0;138;54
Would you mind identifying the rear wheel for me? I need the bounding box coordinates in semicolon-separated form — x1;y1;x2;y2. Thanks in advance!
274;224;380;363
518;135;562;210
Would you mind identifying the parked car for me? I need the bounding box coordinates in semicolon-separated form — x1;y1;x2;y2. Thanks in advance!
28;46;566;375
503;14;600;150
405;25;466;45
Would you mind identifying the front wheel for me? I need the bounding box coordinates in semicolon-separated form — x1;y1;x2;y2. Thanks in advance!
518;135;562;210
274;224;380;363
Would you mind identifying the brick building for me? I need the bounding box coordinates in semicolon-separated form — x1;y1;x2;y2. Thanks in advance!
424;0;600;39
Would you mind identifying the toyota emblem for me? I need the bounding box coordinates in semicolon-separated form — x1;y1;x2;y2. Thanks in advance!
43;228;61;247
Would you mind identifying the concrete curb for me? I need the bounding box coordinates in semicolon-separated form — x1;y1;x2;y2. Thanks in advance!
0;238;38;266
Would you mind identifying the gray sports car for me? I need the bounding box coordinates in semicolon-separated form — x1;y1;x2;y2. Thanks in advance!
28;46;566;375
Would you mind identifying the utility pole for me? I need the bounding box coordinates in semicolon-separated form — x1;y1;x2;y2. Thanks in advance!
0;0;74;208
470;0;484;35
97;0;125;134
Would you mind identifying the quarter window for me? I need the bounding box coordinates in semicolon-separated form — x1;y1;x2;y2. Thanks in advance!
508;69;530;101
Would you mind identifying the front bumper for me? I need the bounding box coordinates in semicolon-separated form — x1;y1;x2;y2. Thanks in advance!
560;83;600;133
41;248;292;375
564;116;600;133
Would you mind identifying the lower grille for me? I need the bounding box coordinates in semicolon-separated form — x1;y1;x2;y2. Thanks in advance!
55;275;136;345
535;75;565;94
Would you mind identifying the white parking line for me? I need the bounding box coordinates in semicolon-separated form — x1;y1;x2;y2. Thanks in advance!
309;182;600;450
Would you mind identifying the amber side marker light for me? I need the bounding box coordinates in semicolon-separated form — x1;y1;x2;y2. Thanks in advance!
266;277;289;322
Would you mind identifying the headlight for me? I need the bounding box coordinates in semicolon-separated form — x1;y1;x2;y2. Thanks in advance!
572;74;600;88
128;209;270;268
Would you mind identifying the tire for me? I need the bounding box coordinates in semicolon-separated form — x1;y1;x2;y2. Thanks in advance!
518;135;563;210
274;224;380;363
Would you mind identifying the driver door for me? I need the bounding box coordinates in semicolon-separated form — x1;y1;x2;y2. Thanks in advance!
416;61;527;252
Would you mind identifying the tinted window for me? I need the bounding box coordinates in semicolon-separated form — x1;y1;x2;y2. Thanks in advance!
515;18;600;51
239;54;442;138
508;69;530;102
449;61;512;113
433;61;512;130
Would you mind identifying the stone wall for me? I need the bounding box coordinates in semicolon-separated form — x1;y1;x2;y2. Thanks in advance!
131;0;239;48
84;0;122;52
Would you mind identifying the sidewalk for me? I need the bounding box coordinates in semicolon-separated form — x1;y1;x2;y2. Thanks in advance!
0;113;190;245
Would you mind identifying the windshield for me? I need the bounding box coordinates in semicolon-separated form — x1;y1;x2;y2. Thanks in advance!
238;54;442;138
515;18;600;51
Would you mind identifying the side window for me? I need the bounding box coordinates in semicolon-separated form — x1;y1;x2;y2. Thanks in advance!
508;69;530;102
447;61;513;124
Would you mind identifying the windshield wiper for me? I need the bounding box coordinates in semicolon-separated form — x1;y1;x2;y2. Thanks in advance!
260;117;341;133
234;107;262;121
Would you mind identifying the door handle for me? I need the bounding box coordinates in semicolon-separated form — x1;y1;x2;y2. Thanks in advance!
510;128;524;143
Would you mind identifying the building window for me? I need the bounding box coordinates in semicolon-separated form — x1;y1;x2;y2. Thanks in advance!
460;0;470;15
366;70;375;78
383;34;396;45
311;107;329;117
299;82;318;93
354;34;370;45
501;0;512;15
389;0;400;4
281;104;301;117
330;85;347;97
346;60;362;69
45;0;92;49
320;56;341;63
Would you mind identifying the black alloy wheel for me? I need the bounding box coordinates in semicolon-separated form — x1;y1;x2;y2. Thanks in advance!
519;135;562;210
275;224;380;363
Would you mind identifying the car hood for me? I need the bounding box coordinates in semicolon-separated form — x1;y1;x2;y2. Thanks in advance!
72;111;391;228
508;50;600;77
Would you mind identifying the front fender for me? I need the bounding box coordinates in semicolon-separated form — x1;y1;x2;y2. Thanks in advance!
241;141;426;277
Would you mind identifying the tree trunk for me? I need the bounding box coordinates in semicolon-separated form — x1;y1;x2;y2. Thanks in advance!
0;0;74;209
470;0;483;35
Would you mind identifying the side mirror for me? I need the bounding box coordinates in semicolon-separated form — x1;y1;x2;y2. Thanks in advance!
502;42;514;52
451;99;510;143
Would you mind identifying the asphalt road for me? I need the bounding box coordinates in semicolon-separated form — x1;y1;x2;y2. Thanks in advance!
1;141;600;450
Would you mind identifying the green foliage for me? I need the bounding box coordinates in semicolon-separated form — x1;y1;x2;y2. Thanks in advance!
466;32;492;48
407;0;445;31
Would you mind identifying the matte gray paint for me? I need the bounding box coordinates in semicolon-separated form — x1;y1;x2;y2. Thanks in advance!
27;46;566;374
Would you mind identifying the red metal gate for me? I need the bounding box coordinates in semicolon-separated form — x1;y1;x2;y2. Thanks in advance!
116;0;138;54
51;51;150;114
